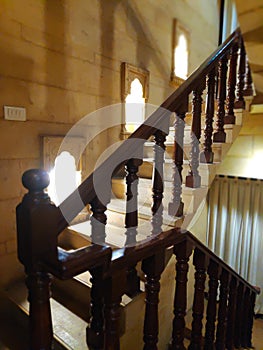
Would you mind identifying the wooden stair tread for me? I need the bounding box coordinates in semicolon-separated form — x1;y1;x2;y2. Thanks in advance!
4;281;89;350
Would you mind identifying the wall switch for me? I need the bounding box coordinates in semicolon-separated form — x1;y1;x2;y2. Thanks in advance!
4;106;26;121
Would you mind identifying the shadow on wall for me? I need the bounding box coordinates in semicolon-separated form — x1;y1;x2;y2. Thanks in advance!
126;1;170;80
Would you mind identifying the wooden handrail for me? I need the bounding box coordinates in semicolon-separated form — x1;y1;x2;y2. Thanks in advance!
186;231;260;295
57;28;241;232
16;28;259;350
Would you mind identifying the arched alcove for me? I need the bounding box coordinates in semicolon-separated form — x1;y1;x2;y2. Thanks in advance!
121;63;149;139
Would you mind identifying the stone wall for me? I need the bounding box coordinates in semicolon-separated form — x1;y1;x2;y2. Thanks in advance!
0;0;219;286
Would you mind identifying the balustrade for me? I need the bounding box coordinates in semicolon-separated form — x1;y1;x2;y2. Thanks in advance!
15;28;259;350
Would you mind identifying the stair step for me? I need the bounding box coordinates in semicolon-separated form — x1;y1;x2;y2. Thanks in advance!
4;281;89;350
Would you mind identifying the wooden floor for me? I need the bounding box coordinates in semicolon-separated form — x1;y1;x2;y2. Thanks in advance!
253;317;263;350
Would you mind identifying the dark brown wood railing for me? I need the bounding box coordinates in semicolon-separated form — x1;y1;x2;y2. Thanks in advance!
16;29;258;350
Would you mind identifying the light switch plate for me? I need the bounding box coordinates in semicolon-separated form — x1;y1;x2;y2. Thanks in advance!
4;106;26;121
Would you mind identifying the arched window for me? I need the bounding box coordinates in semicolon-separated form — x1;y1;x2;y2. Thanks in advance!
174;34;188;80
121;63;149;139
171;20;190;88
125;78;145;133
48;151;81;205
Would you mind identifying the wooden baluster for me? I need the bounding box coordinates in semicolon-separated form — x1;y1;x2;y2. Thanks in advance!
125;158;142;245
243;57;254;96
168;99;188;217
225;277;237;350
152;127;168;235
104;270;126;350
246;291;256;348
225;40;239;124
200;68;216;164
213;56;228;143
26;272;53;350
171;241;193;349
234;38;246;109
17;169;58;350
90;196;107;245
215;269;230;350
186;81;205;188
241;287;251;348
125;158;142;297
234;283;244;348
142;250;166;350
204;260;219;350
189;248;207;349
87;267;105;350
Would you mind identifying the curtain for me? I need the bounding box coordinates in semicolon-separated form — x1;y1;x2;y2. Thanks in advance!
207;176;263;314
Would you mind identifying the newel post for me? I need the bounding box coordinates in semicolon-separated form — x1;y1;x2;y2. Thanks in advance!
16;169;59;350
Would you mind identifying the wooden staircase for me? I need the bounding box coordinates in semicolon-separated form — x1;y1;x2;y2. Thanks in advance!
3;29;260;349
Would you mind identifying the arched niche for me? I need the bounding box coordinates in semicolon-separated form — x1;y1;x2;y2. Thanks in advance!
170;19;190;88
121;63;149;139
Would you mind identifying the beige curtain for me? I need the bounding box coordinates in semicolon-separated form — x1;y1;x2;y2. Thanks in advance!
207;176;263;314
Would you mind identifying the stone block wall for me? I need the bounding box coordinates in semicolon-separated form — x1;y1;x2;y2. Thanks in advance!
0;0;219;286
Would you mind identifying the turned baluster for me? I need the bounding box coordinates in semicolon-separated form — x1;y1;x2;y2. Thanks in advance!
243;57;254;96
215;269;230;350
200;68;216;164
186;82;205;187
225;277;237;350
225;40;239;124
125;158;142;245
17;169;58;350
246;291;256;348
189;248;207;349
234;282;244;348
104;270;126;350
168;99;188;217
142;251;166;350
234;38;246;109
87;267;105;350
152;127;168;235
171;241;193;349
90;196;107;245
125;158;142;297
241;287;251;347
204;260;219;349
213;56;228;143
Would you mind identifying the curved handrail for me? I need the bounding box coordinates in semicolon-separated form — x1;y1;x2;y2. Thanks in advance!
57;28;241;233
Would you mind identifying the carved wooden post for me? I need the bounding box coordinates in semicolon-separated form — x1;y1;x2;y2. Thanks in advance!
125;158;142;297
234;38;246;109
88;189;110;347
189;248;207;349
204;260;219;349
171;241;193;349
200;68;216;164
86;267;105;350
246;290;256;348
186;81;205;188
151;127;168;235
225;40;239;124
226;277;237;350
215;269;230;350
213;56;227;143
241;287;251;348
125;158;142;245
16;169;58;350
90;196;107;245
234;283;244;348
168;99;188;217
243;57;253;96
142;250;166;350
104;270;126;350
